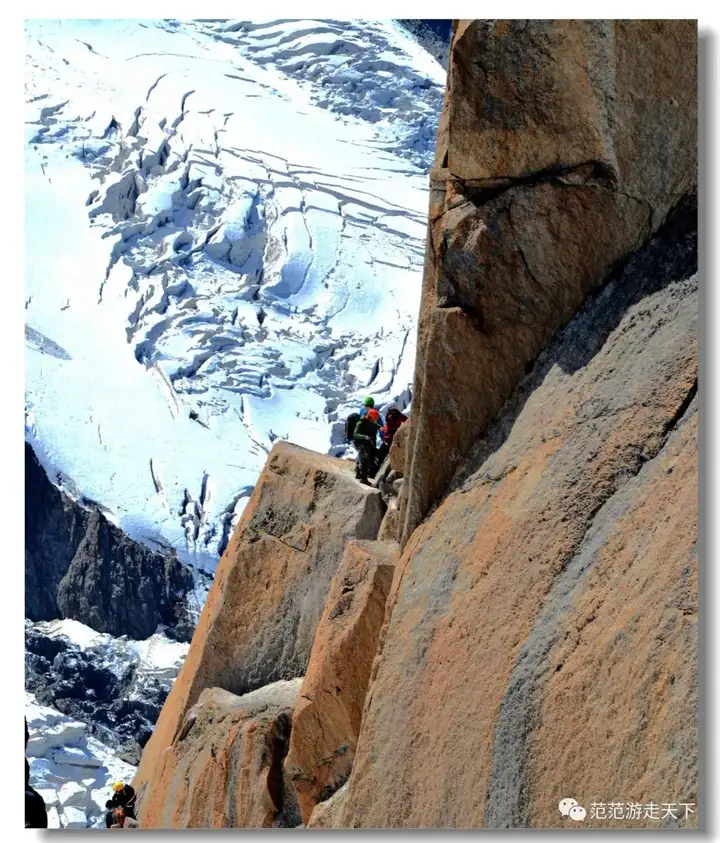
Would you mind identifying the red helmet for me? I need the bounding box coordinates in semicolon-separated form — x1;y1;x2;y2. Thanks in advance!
366;408;380;423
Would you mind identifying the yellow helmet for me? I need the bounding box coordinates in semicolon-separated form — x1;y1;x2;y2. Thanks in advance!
112;782;124;793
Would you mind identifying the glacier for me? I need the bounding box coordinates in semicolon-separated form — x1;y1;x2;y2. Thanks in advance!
25;18;445;571
24;20;445;824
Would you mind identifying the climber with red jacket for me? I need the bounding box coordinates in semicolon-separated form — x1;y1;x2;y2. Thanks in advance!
353;406;382;484
376;407;408;464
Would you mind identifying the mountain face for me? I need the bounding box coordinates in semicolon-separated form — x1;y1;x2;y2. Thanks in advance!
25;19;445;567
132;20;697;830
399;19;697;544
26;442;197;641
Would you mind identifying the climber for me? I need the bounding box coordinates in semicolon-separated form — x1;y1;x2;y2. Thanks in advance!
376;407;408;464
105;781;137;828
109;806;139;829
344;397;383;444
359;396;375;417
353;406;382;484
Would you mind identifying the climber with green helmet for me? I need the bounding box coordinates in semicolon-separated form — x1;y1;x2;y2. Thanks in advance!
359;396;374;416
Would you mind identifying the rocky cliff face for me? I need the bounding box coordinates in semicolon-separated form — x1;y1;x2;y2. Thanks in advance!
139;680;303;828
399;19;696;544
285;539;397;823
25;442;195;641
134;19;697;829
338;195;697;828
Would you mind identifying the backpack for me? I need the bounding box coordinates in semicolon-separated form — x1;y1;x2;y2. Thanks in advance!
344;412;361;443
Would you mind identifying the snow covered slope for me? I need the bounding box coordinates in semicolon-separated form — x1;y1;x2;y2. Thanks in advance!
25;19;443;567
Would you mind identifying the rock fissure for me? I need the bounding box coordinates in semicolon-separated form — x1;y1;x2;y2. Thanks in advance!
506;203;543;293
662;377;698;438
450;160;618;207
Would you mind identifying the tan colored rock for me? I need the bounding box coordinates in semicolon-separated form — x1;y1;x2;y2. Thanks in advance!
285;540;397;823
132;19;697;832
338;201;698;826
447;20;695;199
400;19;697;544
306;782;349;829
134;442;384;824
389;421;410;474
377;500;399;542
525;412;697;828
137;680;303;828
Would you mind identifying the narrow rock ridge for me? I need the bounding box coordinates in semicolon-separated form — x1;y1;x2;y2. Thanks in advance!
134;442;385;825
284;539;398;823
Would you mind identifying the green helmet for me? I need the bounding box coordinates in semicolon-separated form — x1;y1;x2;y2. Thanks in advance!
363;397;375;408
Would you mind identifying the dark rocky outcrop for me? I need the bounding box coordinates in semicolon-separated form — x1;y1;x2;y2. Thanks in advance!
25;626;171;765
397;19;452;70
25;441;195;641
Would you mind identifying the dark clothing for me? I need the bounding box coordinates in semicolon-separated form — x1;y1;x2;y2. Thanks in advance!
355;439;377;483
106;785;137;826
108;784;136;810
26;787;48;828
353;416;381;482
354;416;380;444
376;441;390;465
25;746;48;828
